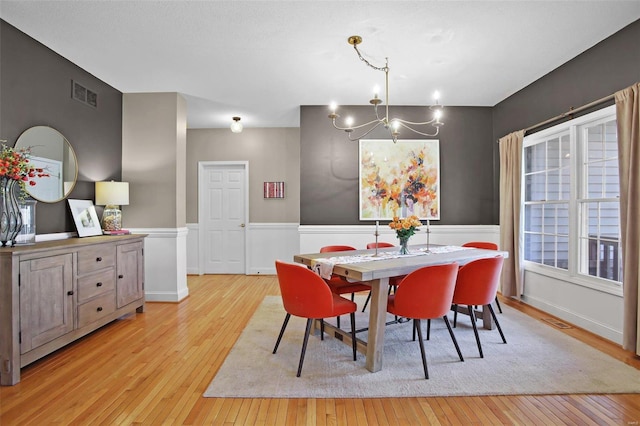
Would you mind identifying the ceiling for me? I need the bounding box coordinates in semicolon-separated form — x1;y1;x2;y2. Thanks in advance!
1;1;639;129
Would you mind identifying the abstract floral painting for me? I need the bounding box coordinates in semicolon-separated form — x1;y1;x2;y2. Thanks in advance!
359;139;440;220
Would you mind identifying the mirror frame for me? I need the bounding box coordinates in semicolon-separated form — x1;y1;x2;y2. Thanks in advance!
14;126;78;203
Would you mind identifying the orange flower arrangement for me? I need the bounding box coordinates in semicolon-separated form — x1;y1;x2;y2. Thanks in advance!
0;143;49;197
388;215;422;239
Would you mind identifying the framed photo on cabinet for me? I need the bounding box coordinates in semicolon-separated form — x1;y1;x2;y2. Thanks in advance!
68;199;102;237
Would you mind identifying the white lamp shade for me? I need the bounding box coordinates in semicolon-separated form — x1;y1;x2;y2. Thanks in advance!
95;181;129;206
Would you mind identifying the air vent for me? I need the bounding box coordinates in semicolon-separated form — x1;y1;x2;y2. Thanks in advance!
542;318;572;329
71;80;98;108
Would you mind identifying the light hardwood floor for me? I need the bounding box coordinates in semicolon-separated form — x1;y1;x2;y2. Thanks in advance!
1;274;639;425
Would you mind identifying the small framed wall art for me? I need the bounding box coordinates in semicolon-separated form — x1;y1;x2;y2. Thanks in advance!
264;181;285;199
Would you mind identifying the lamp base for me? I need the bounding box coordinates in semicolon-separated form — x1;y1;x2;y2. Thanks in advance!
101;204;122;231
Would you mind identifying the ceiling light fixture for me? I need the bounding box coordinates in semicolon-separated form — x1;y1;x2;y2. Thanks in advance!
329;35;444;143
230;116;243;133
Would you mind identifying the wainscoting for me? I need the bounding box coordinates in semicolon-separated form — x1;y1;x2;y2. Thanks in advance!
185;222;623;345
37;224;624;344
186;223;500;275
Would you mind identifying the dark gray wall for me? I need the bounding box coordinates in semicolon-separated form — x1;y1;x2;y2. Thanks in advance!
300;105;494;225
0;20;123;234
491;19;640;222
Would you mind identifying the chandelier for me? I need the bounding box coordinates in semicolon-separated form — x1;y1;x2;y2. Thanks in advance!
329;35;444;143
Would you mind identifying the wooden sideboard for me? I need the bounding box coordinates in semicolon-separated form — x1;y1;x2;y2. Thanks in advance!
0;234;146;385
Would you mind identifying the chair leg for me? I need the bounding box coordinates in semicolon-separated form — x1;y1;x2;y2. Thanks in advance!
296;318;313;377
426;319;431;340
468;305;484;358
453;304;458;327
273;313;291;354
350;312;357;361
412;319;417;341
487;304;507;343
442;315;464;362
336;315;340;329
362;291;372;312
494;296;503;314
414;319;429;379
388;286;398;322
320;319;324;341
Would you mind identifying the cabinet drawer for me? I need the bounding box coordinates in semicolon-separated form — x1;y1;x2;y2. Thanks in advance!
77;293;116;328
77;245;116;274
77;269;116;303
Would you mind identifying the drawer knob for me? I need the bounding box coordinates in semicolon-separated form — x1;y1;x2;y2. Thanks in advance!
97;306;103;312
67;290;74;296
96;257;102;262
96;282;103;287
118;274;124;279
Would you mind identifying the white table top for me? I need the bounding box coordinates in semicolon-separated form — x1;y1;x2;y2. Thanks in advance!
294;244;509;281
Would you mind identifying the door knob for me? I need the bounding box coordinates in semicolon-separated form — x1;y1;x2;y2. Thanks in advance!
240;223;245;227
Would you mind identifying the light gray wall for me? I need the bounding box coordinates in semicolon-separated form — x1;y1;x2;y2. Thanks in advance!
186;128;300;224
122;93;187;229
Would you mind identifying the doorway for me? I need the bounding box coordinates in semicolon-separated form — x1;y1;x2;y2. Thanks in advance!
198;161;248;274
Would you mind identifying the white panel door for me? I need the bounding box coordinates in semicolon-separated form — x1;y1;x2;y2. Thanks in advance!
203;164;246;273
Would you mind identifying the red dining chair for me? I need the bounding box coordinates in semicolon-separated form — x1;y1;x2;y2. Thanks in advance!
362;242;404;313
273;260;358;377
451;256;506;358
387;262;463;379
461;241;503;314
319;245;371;328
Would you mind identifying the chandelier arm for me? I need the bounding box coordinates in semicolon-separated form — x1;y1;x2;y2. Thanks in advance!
373;103;384;123
396;121;441;137
331;118;384;132
347;121;386;141
394;118;438;126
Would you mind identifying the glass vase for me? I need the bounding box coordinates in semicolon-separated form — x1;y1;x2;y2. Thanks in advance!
15;198;37;245
0;178;23;246
398;236;410;255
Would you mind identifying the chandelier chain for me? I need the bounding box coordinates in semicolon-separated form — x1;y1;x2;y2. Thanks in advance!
352;44;388;73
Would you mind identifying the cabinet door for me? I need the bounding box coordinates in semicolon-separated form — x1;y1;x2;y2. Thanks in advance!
19;254;74;353
116;242;144;308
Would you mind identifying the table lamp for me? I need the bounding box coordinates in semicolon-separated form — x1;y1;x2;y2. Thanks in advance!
95;181;129;231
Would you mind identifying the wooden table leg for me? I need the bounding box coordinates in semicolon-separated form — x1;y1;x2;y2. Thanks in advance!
365;277;389;372
480;305;494;330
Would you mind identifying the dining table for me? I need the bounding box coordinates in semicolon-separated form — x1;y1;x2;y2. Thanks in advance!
293;243;510;373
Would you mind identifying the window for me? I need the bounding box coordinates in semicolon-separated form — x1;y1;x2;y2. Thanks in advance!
523;105;622;285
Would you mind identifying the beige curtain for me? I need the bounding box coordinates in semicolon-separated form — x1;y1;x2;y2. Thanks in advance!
615;82;640;355
498;130;525;298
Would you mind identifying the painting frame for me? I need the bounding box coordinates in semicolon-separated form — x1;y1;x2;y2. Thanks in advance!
68;199;103;237
359;139;440;221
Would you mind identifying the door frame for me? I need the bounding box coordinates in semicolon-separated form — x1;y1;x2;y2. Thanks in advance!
197;161;250;275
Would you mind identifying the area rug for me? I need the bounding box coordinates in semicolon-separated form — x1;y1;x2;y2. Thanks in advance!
204;296;640;398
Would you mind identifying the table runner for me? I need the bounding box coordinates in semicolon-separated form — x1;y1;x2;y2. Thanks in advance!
311;245;472;279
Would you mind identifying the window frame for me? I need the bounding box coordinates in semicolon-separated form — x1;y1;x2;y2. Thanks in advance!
522;105;621;296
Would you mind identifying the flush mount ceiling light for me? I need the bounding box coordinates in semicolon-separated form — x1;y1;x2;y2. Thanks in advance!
329;35;444;143
230;116;243;133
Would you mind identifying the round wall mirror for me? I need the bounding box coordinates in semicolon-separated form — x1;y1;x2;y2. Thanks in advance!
14;126;78;203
